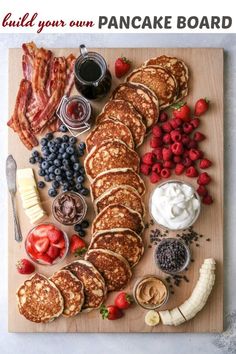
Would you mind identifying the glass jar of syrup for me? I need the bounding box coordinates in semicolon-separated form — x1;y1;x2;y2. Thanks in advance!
74;44;112;100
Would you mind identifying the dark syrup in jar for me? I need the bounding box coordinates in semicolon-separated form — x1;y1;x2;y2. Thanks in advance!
79;60;102;82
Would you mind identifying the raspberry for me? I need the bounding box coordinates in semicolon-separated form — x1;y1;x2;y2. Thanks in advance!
175;163;185;175
194;131;206;142
183;122;193;134
140;163;151;176
159;111;168;122
197;185;208;197
162;122;172;133
142;152;155;165
202;194;213;205
182;134;191;146
185;166;199;178
162;133;172;145
171;142;184;155
199;158;212;169
170;130;182;142
152;125;163;138
182;156;193;167
191;118;200;129
187;139;198;149
162;147;172;161
153;148;163;160
197;172;211;185
150;171;161;183
189;148;201;161
183;150;189;158
173;155;182;163
152;162;162;174
170;118;182;129
150;136;163;148
160;168;171;178
163;161;174;169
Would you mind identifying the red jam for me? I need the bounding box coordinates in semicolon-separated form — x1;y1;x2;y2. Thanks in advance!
61;95;91;130
66;100;85;122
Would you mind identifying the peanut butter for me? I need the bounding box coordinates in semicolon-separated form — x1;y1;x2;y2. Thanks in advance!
135;276;167;307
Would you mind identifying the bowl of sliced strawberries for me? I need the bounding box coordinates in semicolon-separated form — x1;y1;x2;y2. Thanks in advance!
25;223;69;265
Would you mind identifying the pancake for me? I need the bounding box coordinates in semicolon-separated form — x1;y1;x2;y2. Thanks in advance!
112;83;159;129
16;273;64;323
145;55;189;100
84;139;140;181
63;260;106;311
90;168;146;201
89;228;144;267
97;100;146;146
91;203;144;235
50;270;84;317
94;185;145;217
85;118;134;152
85;249;132;291
127;66;178;109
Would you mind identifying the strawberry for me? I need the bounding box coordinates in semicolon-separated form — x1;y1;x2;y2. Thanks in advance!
47;229;63;243
159;111;168;122
34;237;50;253
152;125;163;138
162;133;172;145
160;168;171;178
114;292;133;310
53;239;65;249
171;142;184;155
202;194;213;205
150;136;162;148
70;235;87;256
162;122;172;133
194;131;206;142
115;57;131;78
185;166;199;178
33;224;54;238
16;259;35;275
162;147;172;161
140;163;151;176
197;185;208;197
170;130;182;142
150;172;161;183
197;172;211;185
172;102;191;122
175;163;185;175
191;118;200;129
152;162;162;174
170;118;182;129
37;253;53;264
199;158;212;169
189;148;201;161
182;156;193;168
100;304;123;320
47;245;60;260
194;98;209;116
141;152;155;165
183;122;193;134
152;147;163;160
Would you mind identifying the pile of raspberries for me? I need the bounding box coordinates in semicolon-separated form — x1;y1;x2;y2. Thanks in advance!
141;112;213;205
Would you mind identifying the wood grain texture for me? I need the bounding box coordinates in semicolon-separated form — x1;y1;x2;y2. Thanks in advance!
8;47;223;333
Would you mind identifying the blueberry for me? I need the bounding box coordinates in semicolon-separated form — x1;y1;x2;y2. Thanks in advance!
63;182;69;189
62;135;69;142
74;224;83;233
42;161;49;170
59;124;68;133
57;154;63;160
62;152;69;159
55;137;62;144
70;155;78;163
45;132;53;140
44;175;50;182
61;142;68;149
77;149;84;157
52;180;60;189
48;140;55;148
42;148;50;157
80;220;89;229
38;181;45;189
55;175;62;182
49;145;58;153
54;159;61;167
76;183;83;191
55;168;61;175
49;173;55;181
49;153;56;161
40;138;48;146
36;156;43;163
73;163;80;171
79;167;85;175
29;157;36;164
79;142;86;150
78;229;86;237
62;186;68;192
38;169;46;177
66;170;73;177
66;147;74;155
80;188;89;196
48;165;56;173
77;175;84;183
59;148;65;154
69;136;77;145
32;150;39;158
48;188;57;197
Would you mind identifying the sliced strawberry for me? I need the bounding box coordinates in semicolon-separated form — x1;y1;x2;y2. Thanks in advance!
34;237;50;253
53;239;65;249
47;229;63;244
60;248;66;258
33;224;54;238
26;242;38;258
36;253;53;264
47;245;60;260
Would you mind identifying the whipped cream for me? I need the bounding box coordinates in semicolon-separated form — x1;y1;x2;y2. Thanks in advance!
150;182;200;230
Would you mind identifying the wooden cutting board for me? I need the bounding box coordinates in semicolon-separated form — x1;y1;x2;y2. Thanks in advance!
8;47;223;333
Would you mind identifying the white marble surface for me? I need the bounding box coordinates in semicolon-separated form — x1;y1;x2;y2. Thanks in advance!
0;33;236;354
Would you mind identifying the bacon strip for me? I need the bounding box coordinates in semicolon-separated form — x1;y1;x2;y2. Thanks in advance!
65;54;76;96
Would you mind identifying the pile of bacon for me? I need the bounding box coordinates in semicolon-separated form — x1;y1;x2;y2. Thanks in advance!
8;42;76;150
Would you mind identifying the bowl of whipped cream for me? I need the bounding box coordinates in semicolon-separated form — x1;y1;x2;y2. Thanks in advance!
149;180;201;231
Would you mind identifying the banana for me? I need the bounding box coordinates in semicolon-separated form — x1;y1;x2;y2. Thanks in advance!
145;310;160;326
159;310;173;325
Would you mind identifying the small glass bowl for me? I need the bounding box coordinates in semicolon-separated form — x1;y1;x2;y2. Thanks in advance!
25;223;69;266
154;237;191;274
149;179;201;232
133;275;169;310
52;191;87;226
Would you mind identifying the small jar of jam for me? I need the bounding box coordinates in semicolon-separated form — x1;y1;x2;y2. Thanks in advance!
57;95;92;136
